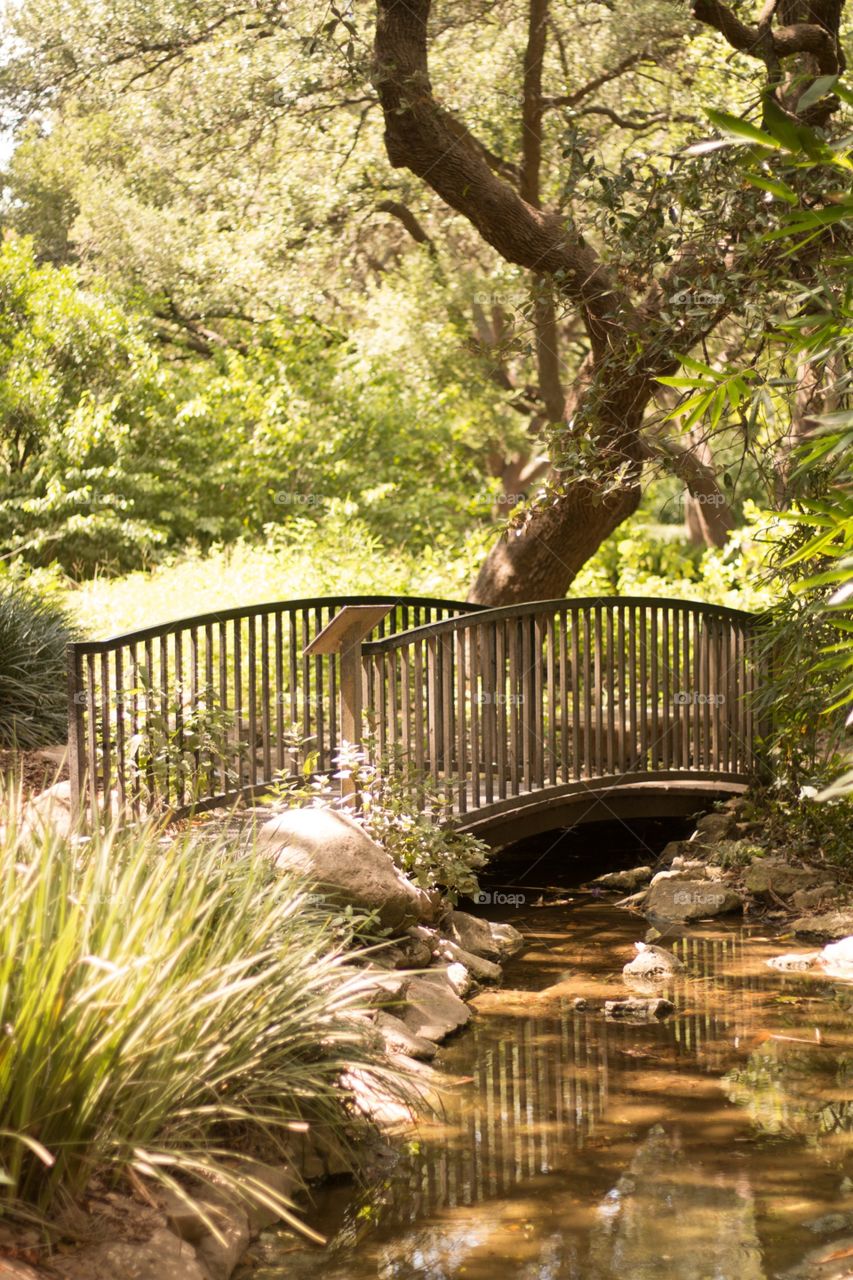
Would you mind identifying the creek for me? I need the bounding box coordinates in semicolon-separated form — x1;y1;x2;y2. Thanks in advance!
243;820;853;1280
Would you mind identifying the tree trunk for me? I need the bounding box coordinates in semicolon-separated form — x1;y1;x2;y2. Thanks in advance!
468;472;642;603
469;355;650;602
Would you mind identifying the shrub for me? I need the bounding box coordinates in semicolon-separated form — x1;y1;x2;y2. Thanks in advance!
0;806;410;1229
274;742;491;904
0;582;77;747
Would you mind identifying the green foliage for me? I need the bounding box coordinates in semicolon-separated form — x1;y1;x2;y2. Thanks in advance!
712;839;766;869
273;742;491;905
129;676;243;811
62;519;491;639
0;807;410;1225
0;239;496;577
747;781;853;870
669;90;853;795
0;581;77;747
570;504;780;612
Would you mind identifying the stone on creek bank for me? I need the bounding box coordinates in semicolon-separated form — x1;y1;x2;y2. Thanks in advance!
258;807;433;930
51;1227;211;1280
375;1011;438;1060
643;877;743;923
790;883;838;913
792;910;853;941
691;810;739;844
432;936;503;983
401;973;471;1042
443;910;523;961
743;859;823;898
604;997;675;1020
589;865;652;892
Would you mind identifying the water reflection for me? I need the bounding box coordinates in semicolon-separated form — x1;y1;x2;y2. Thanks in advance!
243;907;853;1280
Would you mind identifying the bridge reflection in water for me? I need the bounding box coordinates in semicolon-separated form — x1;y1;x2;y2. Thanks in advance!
257;922;853;1280
384;933;765;1225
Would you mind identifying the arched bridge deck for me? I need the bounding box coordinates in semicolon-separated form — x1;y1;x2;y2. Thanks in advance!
67;594;767;838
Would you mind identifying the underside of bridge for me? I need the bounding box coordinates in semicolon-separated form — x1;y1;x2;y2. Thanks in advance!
457;776;749;850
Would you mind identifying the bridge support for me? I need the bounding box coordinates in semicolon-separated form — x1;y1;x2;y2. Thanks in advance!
304;604;394;803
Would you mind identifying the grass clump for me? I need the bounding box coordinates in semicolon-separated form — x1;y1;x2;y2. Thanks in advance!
0;803;409;1232
0;583;78;747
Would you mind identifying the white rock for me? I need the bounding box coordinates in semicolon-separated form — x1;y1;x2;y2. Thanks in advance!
423;960;472;998
258;808;432;929
819;935;853;978
375;1011;438;1060
401;975;470;1041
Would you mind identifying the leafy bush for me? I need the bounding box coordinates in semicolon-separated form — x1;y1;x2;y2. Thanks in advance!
712;839;765;869
0;582;77;747
0;807;410;1227
274;742;491;904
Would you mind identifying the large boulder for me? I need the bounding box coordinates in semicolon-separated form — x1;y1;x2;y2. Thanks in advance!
744;859;822;898
644;878;743;923
52;1228;210;1280
258;808;432;930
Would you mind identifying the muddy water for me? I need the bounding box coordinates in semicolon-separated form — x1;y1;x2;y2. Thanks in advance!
245;832;853;1280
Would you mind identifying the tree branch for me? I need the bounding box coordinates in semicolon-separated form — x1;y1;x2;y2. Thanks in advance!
376;198;437;252
372;0;635;355
691;0;842;75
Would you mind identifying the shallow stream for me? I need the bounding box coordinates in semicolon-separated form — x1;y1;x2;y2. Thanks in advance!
244;823;853;1280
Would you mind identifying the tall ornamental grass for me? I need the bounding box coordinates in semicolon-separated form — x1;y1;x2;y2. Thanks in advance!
0;804;409;1232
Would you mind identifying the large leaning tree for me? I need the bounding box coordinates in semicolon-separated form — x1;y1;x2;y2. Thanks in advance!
370;0;848;602
1;0;848;600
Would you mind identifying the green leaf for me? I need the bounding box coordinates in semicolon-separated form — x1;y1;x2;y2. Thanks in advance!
796;76;839;113
761;97;805;151
745;173;798;204
705;109;782;149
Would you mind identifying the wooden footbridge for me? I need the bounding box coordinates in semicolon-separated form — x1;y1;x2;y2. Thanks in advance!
67;594;768;844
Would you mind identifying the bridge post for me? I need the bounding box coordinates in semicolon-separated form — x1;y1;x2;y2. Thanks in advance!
304;604;394;804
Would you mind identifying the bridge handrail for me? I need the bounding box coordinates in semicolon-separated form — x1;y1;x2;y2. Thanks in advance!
68;594;485;655
362;594;762;654
67;593;483;822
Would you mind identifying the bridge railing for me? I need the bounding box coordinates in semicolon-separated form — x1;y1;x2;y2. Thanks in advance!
361;597;765;818
67;595;483;823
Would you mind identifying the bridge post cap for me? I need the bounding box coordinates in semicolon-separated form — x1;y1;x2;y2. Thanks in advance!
303;604;395;656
